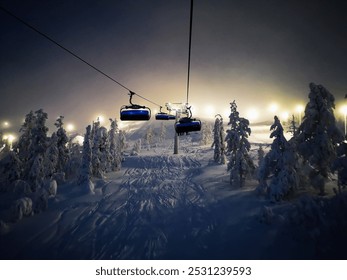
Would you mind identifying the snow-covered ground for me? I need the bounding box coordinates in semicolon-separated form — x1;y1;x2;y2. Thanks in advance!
0;121;343;259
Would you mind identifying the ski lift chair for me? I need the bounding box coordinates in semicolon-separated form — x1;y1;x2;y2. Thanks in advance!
120;91;151;121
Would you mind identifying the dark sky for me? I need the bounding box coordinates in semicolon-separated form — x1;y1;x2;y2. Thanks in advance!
1;0;347;133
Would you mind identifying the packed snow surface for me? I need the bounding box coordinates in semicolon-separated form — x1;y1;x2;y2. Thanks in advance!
0;121;343;259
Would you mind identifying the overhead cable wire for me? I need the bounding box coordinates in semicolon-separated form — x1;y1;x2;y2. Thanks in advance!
186;0;194;105
0;5;162;108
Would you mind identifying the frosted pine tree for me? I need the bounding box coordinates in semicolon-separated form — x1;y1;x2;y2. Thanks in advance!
257;116;300;200
109;118;121;171
91;120;101;177
0;150;22;191
212;115;226;164
332;141;347;193
212;117;222;162
219;118;227;164
226;101;254;187
257;144;265;164
91;124;110;178
288;114;298;137
144;126;153;150
44;132;59;177
296;83;344;195
119;130;126;153
54;116;69;173
78;125;94;193
97;126;112;175
131;139;141;155
28;109;49;191
16;111;36;178
159;122;166;143
200;122;212;146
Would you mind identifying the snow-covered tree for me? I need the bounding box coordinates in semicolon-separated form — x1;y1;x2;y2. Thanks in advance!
0;150;22;191
16;111;36;176
44;132;59;177
54;116;69;173
212;115;226;164
78;125;94;193
28;109;49;191
91;120;102;177
109;118;121;171
257;144;265;164
332;141;347;193
91;123;111;178
288;114;298;137
65;143;81;179
119;130;126;153
226;101;254;187
131;139;141;155
159;122;167;143
144;126;153;150
296;83;344;195
29;154;45;191
97;126;112;176
200;122;213;146
257;116;300;201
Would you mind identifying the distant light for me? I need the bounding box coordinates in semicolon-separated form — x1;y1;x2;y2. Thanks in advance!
295;104;304;113
66;123;75;132
246;108;259;122
281;111;289;121
8;134;15;143
3;134;15;142
3;121;9;127
204;105;215;118
269;103;279;113
340;105;347;115
97;115;105;123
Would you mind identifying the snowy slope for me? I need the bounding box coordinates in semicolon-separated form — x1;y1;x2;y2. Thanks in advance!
0;122;343;260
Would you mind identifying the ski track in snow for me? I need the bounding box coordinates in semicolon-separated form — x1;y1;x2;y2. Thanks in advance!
2;153;217;259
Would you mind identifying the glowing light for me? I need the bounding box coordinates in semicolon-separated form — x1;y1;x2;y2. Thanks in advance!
204;105;215;118
281;111;289;121
3;134;15;150
269;103;279;113
341;105;347;135
66;123;75;132
295;104;304;113
295;104;305;124
97;115;105;124
340;105;347;115
3;121;9;127
246;108;259;122
7;134;15;143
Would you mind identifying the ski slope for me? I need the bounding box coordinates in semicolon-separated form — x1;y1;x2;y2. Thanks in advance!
0;121;341;259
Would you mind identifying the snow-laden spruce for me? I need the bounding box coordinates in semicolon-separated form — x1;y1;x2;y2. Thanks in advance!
109;118;122;171
332;141;347;193
144;126;154;150
78;125;94;194
44;132;59;177
212;115;226;164
54;116;69;174
226;101;254;187
296;83;344;195
200;122;213;146
257;116;300;201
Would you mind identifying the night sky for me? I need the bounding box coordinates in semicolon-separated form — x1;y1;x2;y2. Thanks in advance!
1;0;347;133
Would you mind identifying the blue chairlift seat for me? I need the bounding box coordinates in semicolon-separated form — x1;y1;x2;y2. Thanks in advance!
120;106;151;121
155;112;176;120
175;117;201;135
